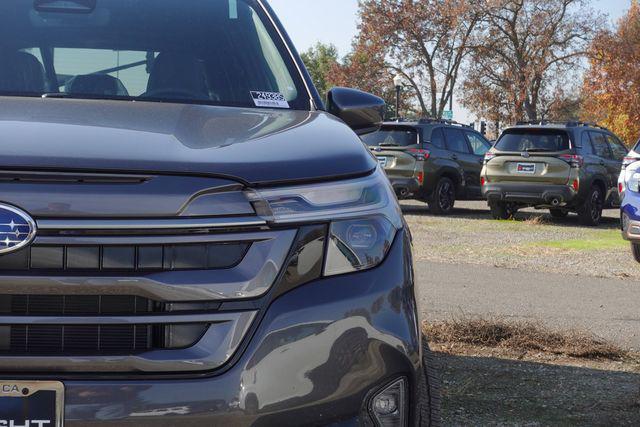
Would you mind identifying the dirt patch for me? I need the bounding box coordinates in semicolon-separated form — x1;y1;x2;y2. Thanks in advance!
434;347;640;426
424;319;640;425
425;318;627;360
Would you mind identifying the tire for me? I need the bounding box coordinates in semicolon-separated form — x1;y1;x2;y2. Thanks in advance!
577;186;604;226
632;243;640;264
428;177;456;215
417;338;442;427
489;201;517;220
549;209;569;219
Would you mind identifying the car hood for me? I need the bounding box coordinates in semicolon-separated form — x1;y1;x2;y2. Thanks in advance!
0;97;376;186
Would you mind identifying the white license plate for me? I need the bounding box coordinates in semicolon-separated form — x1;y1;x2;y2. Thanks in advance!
516;163;536;174
377;157;388;168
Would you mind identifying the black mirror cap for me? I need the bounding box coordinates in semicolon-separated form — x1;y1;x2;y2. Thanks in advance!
326;87;385;136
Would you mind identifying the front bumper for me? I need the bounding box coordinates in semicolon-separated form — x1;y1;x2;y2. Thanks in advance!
483;182;577;206
60;228;423;426
621;199;640;241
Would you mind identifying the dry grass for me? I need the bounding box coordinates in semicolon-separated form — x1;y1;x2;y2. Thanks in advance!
522;215;550;226
424;317;627;361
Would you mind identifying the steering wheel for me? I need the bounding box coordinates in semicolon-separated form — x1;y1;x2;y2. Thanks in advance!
140;88;208;101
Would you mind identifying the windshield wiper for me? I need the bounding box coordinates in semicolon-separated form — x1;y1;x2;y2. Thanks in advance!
379;142;400;147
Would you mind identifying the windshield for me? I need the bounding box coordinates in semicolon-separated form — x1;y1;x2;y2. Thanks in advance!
495;129;571;152
361;128;418;147
0;0;309;109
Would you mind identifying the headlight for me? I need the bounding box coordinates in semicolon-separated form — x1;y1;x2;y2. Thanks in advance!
246;168;402;276
625;162;640;192
629;173;640;192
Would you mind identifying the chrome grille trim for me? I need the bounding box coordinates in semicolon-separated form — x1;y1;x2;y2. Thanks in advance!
33;231;273;245
37;216;266;231
0;311;250;325
0;230;297;301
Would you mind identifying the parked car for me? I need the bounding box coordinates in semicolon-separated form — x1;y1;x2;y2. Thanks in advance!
0;0;439;426
482;121;626;225
361;119;493;214
619;141;640;261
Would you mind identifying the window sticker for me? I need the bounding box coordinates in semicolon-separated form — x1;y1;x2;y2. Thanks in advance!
250;91;290;109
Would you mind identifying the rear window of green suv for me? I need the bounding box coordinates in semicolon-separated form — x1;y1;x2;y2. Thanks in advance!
496;129;571;152
361;127;418;147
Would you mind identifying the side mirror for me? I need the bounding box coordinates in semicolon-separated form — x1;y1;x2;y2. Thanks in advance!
326;87;385;135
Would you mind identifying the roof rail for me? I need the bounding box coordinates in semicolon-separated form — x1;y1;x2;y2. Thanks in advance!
515;120;611;132
418;118;472;128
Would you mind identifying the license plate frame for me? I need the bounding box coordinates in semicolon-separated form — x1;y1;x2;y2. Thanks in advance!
516;163;536;174
0;381;64;427
377;157;388;168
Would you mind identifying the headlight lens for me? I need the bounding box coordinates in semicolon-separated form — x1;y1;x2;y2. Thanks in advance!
629;173;640;192
246;168;402;276
625;162;640;192
325;216;395;276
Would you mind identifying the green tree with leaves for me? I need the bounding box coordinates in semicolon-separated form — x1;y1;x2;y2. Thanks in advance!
300;42;340;97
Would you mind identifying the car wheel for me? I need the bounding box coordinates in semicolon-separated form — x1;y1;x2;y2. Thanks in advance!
632;243;640;263
417;338;442;427
489;201;517;220
577;186;604;226
429;177;456;215
549;209;569;219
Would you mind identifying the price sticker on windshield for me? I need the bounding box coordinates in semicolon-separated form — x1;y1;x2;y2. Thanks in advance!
251;91;290;109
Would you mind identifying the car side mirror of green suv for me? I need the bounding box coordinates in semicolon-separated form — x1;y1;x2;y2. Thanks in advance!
326;87;385;136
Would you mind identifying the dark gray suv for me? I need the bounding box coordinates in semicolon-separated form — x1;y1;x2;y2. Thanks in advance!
0;0;439;426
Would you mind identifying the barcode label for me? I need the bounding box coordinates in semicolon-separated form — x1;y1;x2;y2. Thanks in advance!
250;91;290;109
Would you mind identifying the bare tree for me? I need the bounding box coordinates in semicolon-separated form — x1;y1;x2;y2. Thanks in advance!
462;0;601;123
348;0;484;118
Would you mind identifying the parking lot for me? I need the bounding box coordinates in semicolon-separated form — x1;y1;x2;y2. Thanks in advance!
406;200;640;425
406;200;640;348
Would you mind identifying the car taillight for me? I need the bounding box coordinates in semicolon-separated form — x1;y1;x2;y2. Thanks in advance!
417;172;424;185
480;177;486;186
623;156;640;169
572;179;579;192
407;149;430;161
559;154;584;168
619;182;624;193
484;152;496;164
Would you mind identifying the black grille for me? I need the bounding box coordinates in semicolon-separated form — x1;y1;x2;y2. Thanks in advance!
0;242;250;272
0;295;152;354
0;295;153;315
7;324;152;355
0;295;208;355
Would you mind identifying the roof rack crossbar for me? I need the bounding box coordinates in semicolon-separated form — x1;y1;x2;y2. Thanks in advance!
515;120;611;132
417;118;472;128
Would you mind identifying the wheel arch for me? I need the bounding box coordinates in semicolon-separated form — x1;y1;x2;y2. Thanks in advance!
436;167;463;192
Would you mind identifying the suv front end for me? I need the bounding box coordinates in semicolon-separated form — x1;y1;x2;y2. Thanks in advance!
620;148;640;262
0;0;438;426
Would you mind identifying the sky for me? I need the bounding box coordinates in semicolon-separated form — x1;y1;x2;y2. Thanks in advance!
269;0;633;123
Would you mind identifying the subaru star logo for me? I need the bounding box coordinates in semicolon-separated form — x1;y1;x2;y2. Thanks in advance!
521;151;531;158
0;204;36;254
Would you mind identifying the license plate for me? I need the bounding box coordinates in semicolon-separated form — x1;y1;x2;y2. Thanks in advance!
516;163;536;174
377;157;388;168
0;381;64;427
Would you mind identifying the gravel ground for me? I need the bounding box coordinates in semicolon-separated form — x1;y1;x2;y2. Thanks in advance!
402;200;636;280
407;199;640;425
434;344;640;426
